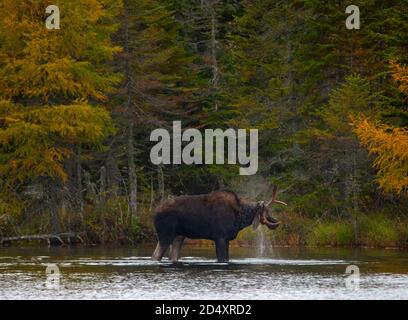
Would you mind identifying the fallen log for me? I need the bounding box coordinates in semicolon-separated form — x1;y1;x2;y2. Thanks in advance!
1;232;85;247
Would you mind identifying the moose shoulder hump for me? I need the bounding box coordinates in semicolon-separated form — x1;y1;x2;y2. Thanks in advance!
207;190;242;212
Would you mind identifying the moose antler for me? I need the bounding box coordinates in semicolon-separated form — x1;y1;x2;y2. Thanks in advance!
266;185;288;207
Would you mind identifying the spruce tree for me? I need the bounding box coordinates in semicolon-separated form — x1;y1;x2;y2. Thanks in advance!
0;0;121;232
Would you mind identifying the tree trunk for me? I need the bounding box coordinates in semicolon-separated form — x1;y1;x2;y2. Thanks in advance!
352;150;360;245
106;148;120;198
150;175;154;210
127;121;138;216
99;166;107;205
158;166;164;202
76;147;83;218
207;0;219;111
284;0;295;113
49;180;60;234
124;0;137;216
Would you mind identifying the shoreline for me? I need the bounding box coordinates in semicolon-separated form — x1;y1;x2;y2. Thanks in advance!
1;239;407;251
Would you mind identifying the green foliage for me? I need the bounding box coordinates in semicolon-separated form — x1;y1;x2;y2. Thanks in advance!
359;214;400;247
0;0;122;102
0;102;114;183
0;0;407;246
0;0;120;224
322;76;375;136
235;212;408;248
355;118;408;194
308;222;355;247
83;197;142;244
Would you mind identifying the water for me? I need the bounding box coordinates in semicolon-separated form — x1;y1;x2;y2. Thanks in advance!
1;245;408;300
255;227;275;257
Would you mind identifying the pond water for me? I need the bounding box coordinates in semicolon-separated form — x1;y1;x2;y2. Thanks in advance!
0;245;408;300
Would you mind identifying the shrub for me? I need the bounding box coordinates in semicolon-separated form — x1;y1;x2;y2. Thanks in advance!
359;214;399;247
308;221;354;246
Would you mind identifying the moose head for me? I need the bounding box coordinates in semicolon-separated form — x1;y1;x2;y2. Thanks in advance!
252;185;287;231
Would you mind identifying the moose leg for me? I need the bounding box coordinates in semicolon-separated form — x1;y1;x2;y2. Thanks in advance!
153;215;177;261
152;242;170;261
215;238;229;263
169;236;185;262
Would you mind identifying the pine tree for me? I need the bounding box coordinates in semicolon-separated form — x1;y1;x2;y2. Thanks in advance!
170;0;243;127
111;0;196;208
317;76;377;223
229;0;407;216
230;0;310;128
226;0;315;203
0;0;121;232
355;61;408;195
163;0;244;190
355;118;408;194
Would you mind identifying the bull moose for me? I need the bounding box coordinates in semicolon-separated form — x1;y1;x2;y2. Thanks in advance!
152;186;287;262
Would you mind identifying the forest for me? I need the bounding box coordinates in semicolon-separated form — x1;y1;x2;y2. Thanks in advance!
0;0;407;248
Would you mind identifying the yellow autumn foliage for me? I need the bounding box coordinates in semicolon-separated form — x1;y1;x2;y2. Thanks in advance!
354;61;408;195
355;118;408;194
0;0;121;214
390;60;408;95
0;0;122;102
0;101;115;184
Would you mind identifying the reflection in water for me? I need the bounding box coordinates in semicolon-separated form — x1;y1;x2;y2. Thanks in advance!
0;246;408;300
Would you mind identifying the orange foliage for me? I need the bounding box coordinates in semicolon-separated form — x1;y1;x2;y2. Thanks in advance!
355;118;408;194
390;60;408;95
354;61;408;195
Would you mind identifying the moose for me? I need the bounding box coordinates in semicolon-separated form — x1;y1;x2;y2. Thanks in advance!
152;186;287;262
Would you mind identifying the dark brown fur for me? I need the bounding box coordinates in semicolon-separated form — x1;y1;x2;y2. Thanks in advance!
152;190;268;262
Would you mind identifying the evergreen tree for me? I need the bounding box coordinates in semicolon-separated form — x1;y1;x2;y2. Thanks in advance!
355;62;408;195
166;0;244;190
111;0;196;207
0;0;121;232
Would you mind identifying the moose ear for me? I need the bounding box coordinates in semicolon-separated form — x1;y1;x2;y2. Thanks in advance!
252;212;260;231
